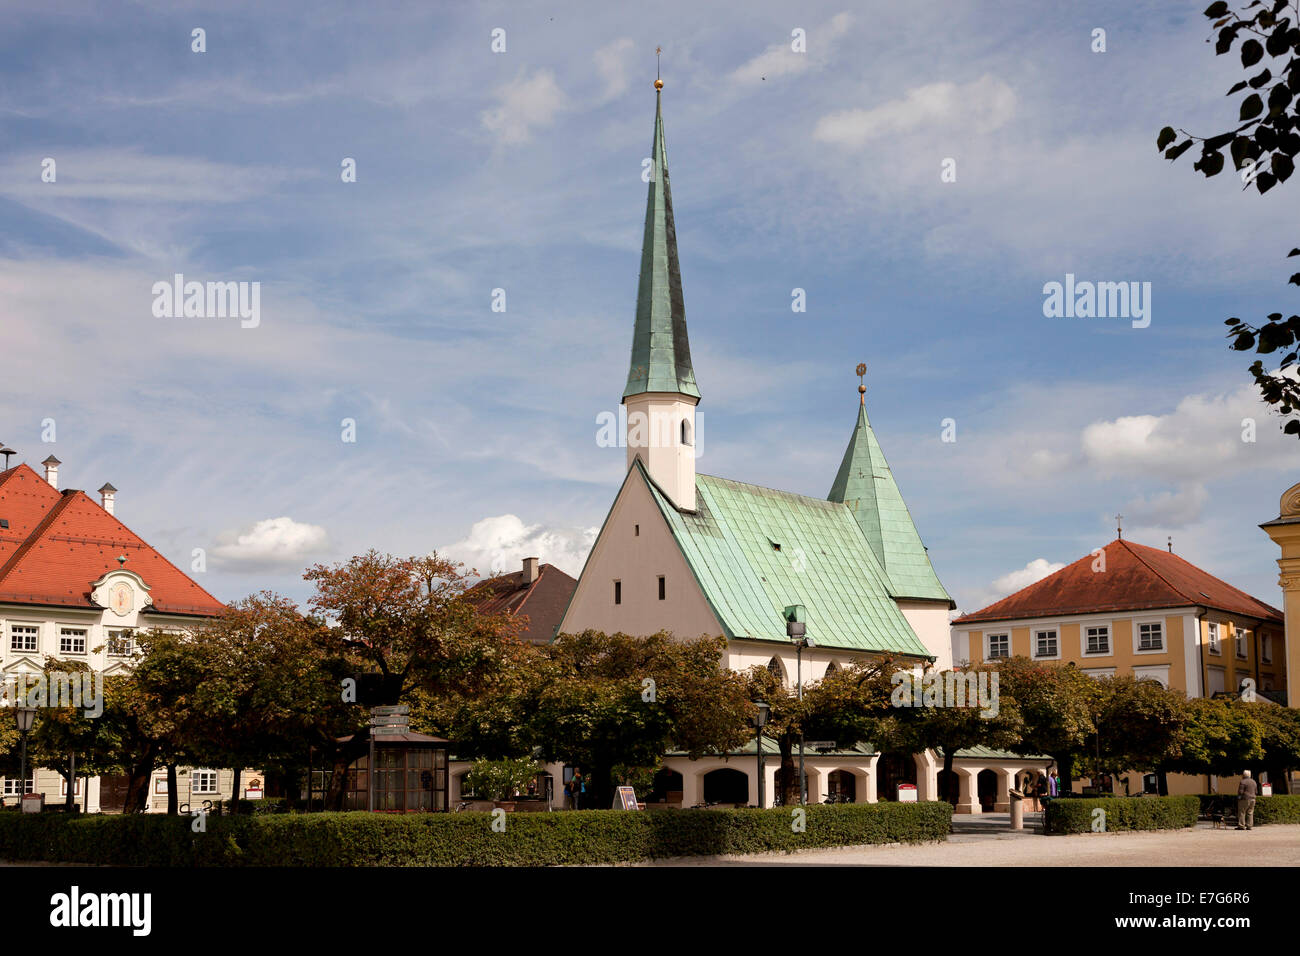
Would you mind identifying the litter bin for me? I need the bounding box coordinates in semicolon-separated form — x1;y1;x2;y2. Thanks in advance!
1009;788;1023;830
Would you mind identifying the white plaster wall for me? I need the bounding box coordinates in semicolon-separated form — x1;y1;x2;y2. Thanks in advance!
624;392;698;512
559;469;722;641
897;600;952;669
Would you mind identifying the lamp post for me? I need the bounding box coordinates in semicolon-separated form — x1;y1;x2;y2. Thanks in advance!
753;701;770;807
15;706;36;805
785;605;812;805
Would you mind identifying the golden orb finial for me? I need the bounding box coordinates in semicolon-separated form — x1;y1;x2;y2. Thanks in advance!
654;78;664;90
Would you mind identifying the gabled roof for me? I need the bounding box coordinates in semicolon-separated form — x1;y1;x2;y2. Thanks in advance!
623;89;699;402
466;563;577;644
639;460;930;657
953;538;1282;626
0;463;224;616
828;402;951;604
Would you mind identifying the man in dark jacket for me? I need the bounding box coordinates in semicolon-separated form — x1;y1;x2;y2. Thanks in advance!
1236;770;1257;830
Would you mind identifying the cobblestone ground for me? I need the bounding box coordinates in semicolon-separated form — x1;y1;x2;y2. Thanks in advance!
641;820;1300;867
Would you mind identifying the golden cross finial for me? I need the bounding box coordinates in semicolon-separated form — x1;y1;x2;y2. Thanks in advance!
1116;513;1123;539
655;47;663;89
856;363;867;405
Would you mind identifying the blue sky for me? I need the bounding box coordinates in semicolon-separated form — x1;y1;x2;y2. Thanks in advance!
2;0;1297;616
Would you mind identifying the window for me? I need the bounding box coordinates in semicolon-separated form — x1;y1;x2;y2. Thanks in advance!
191;770;218;794
10;624;37;653
59;778;83;797
987;633;1009;659
1208;622;1220;655
634;524;639;536
2;775;35;796
1137;622;1163;651
59;628;87;655
1261;634;1272;664
1236;627;1248;660
1034;629;1058;658
1085;626;1110;655
657;576;665;600
154;779;169;795
680;419;692;446
614;581;621;605
767;657;785;684
107;629;134;657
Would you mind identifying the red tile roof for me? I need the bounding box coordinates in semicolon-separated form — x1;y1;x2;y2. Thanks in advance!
466;563;577;644
953;538;1282;626
0;463;224;617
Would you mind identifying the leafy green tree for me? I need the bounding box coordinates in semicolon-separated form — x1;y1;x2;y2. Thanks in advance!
889;662;1024;805
994;657;1097;794
1158;0;1300;434
1162;696;1265;777
1081;675;1189;795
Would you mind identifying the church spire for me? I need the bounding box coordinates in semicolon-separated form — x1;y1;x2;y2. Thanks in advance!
829;365;951;604
623;75;699;402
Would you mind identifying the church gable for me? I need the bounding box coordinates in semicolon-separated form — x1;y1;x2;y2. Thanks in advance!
557;463;723;642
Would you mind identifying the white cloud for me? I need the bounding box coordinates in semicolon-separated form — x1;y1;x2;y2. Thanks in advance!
813;74;1016;149
442;514;597;578
962;557;1066;614
594;38;635;101
1120;484;1210;529
213;517;329;569
1080;382;1292;482
728;12;853;87
481;69;567;145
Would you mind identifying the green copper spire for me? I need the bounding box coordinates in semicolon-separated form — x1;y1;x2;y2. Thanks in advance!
623;87;700;401
829;380;951;604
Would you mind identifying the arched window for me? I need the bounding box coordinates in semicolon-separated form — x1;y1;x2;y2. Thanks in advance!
825;661;839;676
680;419;692;446
767;656;786;686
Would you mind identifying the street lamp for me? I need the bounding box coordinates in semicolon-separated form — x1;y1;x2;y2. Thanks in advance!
785;605;812;805
15;706;36;805
752;701;770;807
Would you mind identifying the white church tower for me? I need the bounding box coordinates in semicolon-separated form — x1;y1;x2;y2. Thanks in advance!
622;77;700;512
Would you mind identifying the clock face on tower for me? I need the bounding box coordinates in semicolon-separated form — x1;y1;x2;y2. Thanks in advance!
109;582;133;616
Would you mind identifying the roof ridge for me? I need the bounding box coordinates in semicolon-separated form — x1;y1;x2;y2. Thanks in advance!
1127;538;1283;618
1116;538;1189;605
697;472;842;509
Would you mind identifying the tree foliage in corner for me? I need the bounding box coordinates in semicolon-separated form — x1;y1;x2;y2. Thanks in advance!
1159;0;1300;434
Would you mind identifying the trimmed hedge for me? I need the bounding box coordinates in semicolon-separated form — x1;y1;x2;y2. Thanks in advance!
1197;793;1300;825
1045;795;1199;834
0;801;952;866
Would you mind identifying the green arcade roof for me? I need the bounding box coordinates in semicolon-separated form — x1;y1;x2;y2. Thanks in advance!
828;403;951;604
640;461;931;657
623;90;699;401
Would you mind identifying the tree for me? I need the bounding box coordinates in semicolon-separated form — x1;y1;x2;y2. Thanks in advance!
1162;696;1265;777
303;551;521;809
889;662;1024;805
1081;675;1189;795
1158;0;1300;434
447;630;753;810
994;657;1097;793
1241;699;1300;789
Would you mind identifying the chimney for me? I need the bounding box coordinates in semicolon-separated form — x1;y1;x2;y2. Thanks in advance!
98;482;117;516
523;556;540;584
42;455;60;489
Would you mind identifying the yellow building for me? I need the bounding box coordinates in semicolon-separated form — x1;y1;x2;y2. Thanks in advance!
951;536;1286;795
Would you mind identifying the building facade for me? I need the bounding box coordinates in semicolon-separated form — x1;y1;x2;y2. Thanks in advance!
0;457;246;812
553;83;1030;813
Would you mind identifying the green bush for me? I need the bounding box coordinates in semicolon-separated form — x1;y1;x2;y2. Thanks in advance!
1045;795;1199;834
0;800;952;866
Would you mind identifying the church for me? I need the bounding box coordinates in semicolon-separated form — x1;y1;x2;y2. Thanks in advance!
557;81;1044;811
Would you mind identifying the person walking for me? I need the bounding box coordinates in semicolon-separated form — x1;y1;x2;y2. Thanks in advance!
571;771;583;810
1236;769;1257;831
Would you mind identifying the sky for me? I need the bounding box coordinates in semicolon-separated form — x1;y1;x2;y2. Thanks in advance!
1;0;1297;618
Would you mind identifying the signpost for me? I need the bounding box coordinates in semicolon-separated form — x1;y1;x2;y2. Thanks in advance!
613;786;640;810
806;741;837;752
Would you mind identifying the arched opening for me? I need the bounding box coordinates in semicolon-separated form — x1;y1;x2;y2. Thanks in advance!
826;769;856;803
875;752;918;801
680;418;692;446
937;769;959;807
648;768;684;805
825;661;839;677
767;656;786;686
702;768;750;806
977;769;998;813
